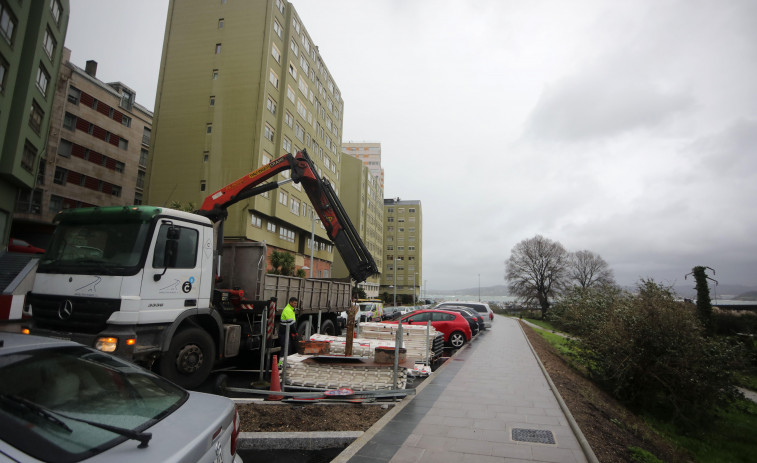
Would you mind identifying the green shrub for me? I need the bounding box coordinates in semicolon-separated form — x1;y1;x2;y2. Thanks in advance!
549;284;623;336
571;280;744;428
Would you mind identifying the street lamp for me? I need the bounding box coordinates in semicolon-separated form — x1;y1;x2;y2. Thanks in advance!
413;272;418;310
478;274;481;301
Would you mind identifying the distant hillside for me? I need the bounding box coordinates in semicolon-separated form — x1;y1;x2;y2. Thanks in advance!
734;291;757;301
427;285;510;297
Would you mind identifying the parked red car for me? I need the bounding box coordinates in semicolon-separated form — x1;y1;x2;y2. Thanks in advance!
383;309;472;348
7;238;45;254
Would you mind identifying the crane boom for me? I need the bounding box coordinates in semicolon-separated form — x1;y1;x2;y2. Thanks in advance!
197;150;378;283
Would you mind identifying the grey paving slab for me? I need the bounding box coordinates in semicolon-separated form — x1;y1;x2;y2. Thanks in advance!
335;317;593;463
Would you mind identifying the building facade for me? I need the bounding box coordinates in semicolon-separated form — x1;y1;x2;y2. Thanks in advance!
11;49;153;245
342;142;384;189
1;0;69;248
148;0;345;276
334;154;383;297
381;198;422;304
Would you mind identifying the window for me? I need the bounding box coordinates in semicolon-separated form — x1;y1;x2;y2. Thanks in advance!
284;111;293;127
209;95;215;106
288;62;297;79
29;101;44;134
53;167;67;185
119;138;128;150
266;96;276;115
36;65;50;97
289;198;300;215
200;180;206;191
282;137;291;152
279;226;295;243
120;90;134;111
409;208;416;213
300;55;309;75
134;192;143;205
292;17;300;34
287;86;295;103
290;39;298;57
115;161;125;173
298;77;308;96
267;222;276;233
153;224;198;269
1;3;16;44
49;195;62;212
279;190;287;205
57;139;72;158
135;171;145;189
273;19;282;38
264;124;274;141
42;28;55;59
142;127;151;145
276;0;284;14
21;142;36;173
218;18;224;28
206;124;212;134
271;44;280;63
215;43;222;54
294;123;304;142
212;69;219;79
251;214;262;228
203;152;209;162
50;0;62;25
0;54;8;92
269;69;278;88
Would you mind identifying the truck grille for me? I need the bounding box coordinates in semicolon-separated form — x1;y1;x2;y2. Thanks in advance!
27;293;121;334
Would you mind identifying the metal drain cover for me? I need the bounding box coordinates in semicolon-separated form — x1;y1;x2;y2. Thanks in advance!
511;428;556;444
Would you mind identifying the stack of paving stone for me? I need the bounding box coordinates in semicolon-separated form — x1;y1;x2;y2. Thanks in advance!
310;322;439;363
282;353;407;390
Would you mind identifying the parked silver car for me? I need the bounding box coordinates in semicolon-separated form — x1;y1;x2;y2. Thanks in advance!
435;301;494;328
0;333;242;463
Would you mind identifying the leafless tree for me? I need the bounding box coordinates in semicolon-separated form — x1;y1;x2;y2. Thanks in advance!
568;250;615;289
505;235;569;318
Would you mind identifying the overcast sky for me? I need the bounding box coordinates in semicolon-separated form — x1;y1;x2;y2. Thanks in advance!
65;0;757;294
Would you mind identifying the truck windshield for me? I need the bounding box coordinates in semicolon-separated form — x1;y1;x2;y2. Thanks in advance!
38;221;151;275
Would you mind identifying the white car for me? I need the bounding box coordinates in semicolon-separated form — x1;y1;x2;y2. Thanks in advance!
0;333;243;463
435;301;494;328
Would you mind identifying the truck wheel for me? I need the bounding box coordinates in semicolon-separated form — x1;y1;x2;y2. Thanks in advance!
319;319;336;336
159;327;216;389
296;320;312;340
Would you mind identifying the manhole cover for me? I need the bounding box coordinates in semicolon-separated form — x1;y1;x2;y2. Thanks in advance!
511;428;556;444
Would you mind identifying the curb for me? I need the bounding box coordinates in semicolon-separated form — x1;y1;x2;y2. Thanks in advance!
516;320;600;463
237;431;363;450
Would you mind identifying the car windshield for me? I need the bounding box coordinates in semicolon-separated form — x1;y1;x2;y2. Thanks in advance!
0;346;187;462
38;221;151;276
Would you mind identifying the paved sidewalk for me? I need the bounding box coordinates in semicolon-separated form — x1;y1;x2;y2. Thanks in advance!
335;317;594;463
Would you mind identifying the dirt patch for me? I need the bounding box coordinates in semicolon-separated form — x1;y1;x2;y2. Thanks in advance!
519;321;692;463
237;402;390;432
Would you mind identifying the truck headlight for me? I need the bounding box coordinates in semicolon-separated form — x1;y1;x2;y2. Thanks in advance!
96;337;118;352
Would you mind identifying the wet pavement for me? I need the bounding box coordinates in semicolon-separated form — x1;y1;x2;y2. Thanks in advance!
332;317;596;463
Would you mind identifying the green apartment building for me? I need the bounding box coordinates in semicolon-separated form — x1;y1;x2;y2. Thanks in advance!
334;153;383;296
0;0;68;247
148;0;345;276
382;198;422;304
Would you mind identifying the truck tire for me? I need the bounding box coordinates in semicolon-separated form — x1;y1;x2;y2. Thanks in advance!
319;319;336;336
296;319;312;340
159;327;216;389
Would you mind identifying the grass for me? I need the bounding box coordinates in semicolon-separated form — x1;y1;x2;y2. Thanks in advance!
646;399;757;463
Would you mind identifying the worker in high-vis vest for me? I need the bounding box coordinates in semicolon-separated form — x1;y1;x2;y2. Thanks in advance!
279;296;298;356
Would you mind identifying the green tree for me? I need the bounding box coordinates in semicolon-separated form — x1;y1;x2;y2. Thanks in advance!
167;201;196;212
686;266;716;335
270;251;295;276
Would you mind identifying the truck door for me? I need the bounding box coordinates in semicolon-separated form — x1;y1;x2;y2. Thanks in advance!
140;221;205;322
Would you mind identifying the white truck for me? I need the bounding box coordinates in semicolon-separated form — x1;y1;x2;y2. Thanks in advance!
24;150;377;388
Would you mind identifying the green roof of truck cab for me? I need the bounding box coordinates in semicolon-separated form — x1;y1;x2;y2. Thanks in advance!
54;206;167;225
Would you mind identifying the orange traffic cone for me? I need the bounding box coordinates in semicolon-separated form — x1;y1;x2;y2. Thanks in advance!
267;355;283;401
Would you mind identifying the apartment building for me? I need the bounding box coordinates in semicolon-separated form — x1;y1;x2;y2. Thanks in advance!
11;48;153;244
382;198;422;304
147;0;345;276
0;0;69;247
334;154;383;296
342;141;384;190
